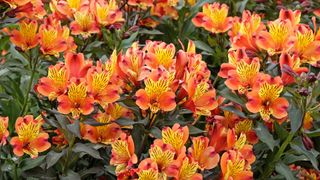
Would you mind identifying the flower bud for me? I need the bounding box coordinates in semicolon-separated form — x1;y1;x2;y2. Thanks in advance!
302;135;314;150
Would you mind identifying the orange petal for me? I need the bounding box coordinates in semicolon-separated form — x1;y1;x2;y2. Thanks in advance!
80;97;95;115
10;137;24;157
159;92;176;112
135;89;150;110
200;147;220;170
65;52;85;78
30;133;51;153
246;92;262;113
270;97;289;119
57;95;72;114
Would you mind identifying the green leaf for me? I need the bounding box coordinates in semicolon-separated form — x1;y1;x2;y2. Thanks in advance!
275;162;295;180
288;98;304;133
66;120;81;138
150;127;162;139
46;150;65;169
255;122;279;151
274;122;289;141
80;167;104;178
115;118;147;126
220;105;247;118
194;40;214;53
20;156;46;171
219;88;246;106
290;137;319;170
305;129;320;138
60;170;81;180
188;125;205;135
139;29;163;35
119;30;139;50
72;143;102;159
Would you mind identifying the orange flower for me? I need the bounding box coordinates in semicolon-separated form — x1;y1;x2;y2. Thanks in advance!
303;111;313;130
52;129;67;147
293;25;320;66
128;0;153;9
117;42;150;86
10;115;51;158
224;57;261;94
135;69;176;113
151;3;178;20
256;19;295;55
87;51;119;106
149;139;175;174
65;52;92;80
144;41;176;69
162;123;189;154
57;82;94;118
38;17;75;56
279;52;308;85
137;158;159;180
192;3;233;33
9;19;38;51
36;63;68;100
235;119;258;144
278;9;301;26
94;0;124;26
220;150;253;180
81;111;122;144
110;133;138;169
182;79;218;116
246;76;289;121
188;136;220;170
167;157;202;180
0;117;9;145
70;10;100;38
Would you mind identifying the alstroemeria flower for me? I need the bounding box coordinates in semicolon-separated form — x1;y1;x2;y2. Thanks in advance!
38;16;76;56
279;52;308;85
188;136;220;170
235;119;258;144
94;0;124;26
181;79;218;116
110;133;138;173
70;10;100;38
10;115;51;158
246;75;289;121
278;9;301;26
117;42;150;86
162;123;189;154
149;139;175;174
220;150;253;180
256;19;295;55
65;52;92;80
81;111;122;144
231;11;265;53
224;57;261;94
144;41;176;70
167;157;202;180
137;158;160;180
0;117;9;145
9;19;38;51
135;69;176;113
57;82;94;118
87;51;119;106
192;2;233;33
36;63;68;101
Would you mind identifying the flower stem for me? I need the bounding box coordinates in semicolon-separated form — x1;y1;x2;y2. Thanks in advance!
20;54;38;116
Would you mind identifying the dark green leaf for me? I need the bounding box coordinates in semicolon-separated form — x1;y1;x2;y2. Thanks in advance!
188;125;205;135
290;137;319;170
274;122;289;141
220;105;247;118
305;129;320;138
60;170;81;180
275;162;295;180
66;120;81;138
115;118;147;126
194;40;213;53
219;88;246;106
46;150;65;169
288;98;304;133
139;29;163;35
150;126;162;139
72;143;102;159
255;122;279;151
20;156;46;171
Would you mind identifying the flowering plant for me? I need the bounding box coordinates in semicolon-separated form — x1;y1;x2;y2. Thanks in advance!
0;0;320;179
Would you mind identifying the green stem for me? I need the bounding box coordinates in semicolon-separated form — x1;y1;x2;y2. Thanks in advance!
20;63;37;116
63;136;75;175
260;132;295;179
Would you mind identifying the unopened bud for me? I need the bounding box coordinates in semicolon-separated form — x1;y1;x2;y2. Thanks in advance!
302;135;314;150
